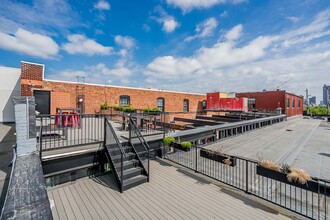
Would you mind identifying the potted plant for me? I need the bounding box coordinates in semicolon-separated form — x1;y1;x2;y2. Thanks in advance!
143;107;161;114
256;161;330;194
100;101;109;113
163;136;175;153
173;141;192;152
200;147;237;167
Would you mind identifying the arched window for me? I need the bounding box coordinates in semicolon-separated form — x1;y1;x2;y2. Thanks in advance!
157;97;165;112
119;95;130;106
183;99;189;112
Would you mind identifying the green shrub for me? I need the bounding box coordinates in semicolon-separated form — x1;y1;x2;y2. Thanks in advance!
100;101;109;110
180;141;192;148
163;137;175;146
122;106;136;113
143;107;161;113
113;105;122;111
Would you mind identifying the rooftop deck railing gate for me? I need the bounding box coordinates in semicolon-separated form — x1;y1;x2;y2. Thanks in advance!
37;114;107;158
165;146;329;220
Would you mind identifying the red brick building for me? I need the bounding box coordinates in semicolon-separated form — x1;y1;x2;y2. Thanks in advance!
20;62;205;116
236;90;303;117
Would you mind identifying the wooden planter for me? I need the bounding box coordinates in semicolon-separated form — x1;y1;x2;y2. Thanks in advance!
256;166;330;195
200;149;237;167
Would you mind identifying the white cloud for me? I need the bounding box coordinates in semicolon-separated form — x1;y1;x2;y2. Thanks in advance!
91;63;132;77
0;0;80;36
94;0;111;10
166;0;247;13
62;34;114;56
185;17;218;42
162;18;180;33
144;9;330;101
220;11;228;17
48;62;134;86
225;24;243;41
151;6;180;33
286;16;299;23
146;27;274;82
115;35;136;49
0;28;59;59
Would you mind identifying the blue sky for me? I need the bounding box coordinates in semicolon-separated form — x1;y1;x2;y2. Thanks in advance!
0;0;329;102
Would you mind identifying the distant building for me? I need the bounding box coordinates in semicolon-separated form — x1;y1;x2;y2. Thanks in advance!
323;84;330;106
320;101;324;106
236;90;303;117
309;96;316;105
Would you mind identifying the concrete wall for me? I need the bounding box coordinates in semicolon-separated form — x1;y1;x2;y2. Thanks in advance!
0;66;21;122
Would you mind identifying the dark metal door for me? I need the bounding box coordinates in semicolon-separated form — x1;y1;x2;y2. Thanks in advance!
33;90;51;115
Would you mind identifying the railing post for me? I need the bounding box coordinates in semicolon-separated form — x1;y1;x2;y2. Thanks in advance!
195;145;198;172
120;154;123;193
39;117;43;159
128;118;131;143
245;160;249;194
104;117;106;145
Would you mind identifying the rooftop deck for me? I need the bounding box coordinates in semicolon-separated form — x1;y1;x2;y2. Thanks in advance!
48;159;292;220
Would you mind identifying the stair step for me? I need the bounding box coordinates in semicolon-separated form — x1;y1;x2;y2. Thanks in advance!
118;167;143;180
111;152;136;163
114;159;139;170
106;145;132;155
122;175;148;191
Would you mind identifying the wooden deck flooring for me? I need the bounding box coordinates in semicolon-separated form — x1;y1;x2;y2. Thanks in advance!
48;160;291;220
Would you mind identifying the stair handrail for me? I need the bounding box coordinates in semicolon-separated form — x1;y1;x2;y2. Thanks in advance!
129;117;150;152
106;119;126;156
128;117;150;181
105;118;125;192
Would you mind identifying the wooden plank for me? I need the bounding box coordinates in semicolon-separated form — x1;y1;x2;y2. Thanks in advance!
84;178;127;219
51;189;68;220
74;181;103;220
62;187;85;220
57;187;76;220
47;191;59;220
91;176;149;220
68;184;93;220
77;181;112;220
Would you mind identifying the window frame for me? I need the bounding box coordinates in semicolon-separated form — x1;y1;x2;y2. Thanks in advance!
157;97;165;112
292;99;295;108
119;95;130;106
248;98;256;109
286;98;290;108
183;99;189;112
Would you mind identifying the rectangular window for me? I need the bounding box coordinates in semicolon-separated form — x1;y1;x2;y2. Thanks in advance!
120;95;130;106
298;100;301;108
157;98;164;112
286;98;290;108
183;99;189;112
248;98;256;109
292;99;295;108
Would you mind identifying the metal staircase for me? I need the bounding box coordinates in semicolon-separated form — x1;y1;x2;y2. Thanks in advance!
104;119;149;192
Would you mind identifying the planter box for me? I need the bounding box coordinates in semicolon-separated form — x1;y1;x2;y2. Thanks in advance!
200;149;237;167
256;166;330;195
172;142;191;152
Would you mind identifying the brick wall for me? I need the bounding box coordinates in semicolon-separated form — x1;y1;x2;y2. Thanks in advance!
236;91;303;117
20;62;44;96
42;81;205;114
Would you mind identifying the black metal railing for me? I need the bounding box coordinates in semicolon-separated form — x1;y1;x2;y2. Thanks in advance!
129;112;167;138
129;117;150;181
104;118;125;192
165;145;329;220
37;114;107;158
